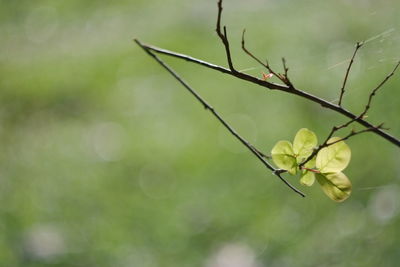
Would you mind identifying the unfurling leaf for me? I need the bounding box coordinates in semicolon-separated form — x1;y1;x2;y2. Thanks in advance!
316;137;351;173
293;128;318;161
316;172;352;202
271;140;297;175
300;171;315;186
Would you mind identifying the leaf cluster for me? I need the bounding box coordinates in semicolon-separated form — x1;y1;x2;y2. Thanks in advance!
271;129;352;202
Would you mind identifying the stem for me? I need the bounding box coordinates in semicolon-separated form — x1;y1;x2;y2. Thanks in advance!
338;42;363;106
138;41;400;147
301;167;320;174
134;38;305;197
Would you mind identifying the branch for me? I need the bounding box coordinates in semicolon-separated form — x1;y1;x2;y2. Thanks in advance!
338;42;363;106
299;61;400;169
138;41;400;147
241;29;291;86
216;0;235;72
299;61;400;168
299;121;384;169
134;38;305;197
281;57;293;87
359;60;400;118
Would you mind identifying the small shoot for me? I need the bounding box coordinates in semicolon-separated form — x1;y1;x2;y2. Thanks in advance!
271;129;352;202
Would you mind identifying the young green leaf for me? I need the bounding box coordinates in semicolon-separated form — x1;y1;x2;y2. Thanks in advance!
300;171;315;186
271;140;297;175
316;172;352;202
316;137;351;173
293;128;318;161
304;156;316;169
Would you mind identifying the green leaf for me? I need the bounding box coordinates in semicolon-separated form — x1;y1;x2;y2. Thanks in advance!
316;172;352;202
316;137;351;173
293;128;318;161
304;156;316;169
271;140;297;175
300;171;315;186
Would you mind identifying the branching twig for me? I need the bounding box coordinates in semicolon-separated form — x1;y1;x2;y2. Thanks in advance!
253;147;271;159
338;42;363;106
135;0;400;198
241;29;293;87
359;60;400;118
137;42;400;147
299;59;399;168
216;0;235;72
299;58;399;168
134;38;305;197
299;122;383;169
280;57;293;87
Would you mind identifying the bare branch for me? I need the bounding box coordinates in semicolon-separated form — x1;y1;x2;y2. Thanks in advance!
300;60;400;166
216;0;235;72
359;60;400;118
338;42;363;106
241;29;293;87
299;61;400;167
253;147;271;159
281;57;288;76
134;38;305;197
280;57;293;87
138;41;400;147
241;29;269;70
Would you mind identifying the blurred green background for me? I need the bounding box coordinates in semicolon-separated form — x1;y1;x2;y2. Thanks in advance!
1;0;400;266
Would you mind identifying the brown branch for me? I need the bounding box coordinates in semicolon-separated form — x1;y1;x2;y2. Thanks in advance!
253;147;271;159
359;60;400;118
134;38;305;197
216;0;235;72
301;60;400;166
135;0;400;191
241;29;292;87
299;123;384;169
241;30;269;70
299;61;400;167
280;57;293;87
138;42;400;147
338;42;363;106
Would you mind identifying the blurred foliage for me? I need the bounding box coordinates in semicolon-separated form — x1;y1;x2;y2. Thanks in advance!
0;0;400;266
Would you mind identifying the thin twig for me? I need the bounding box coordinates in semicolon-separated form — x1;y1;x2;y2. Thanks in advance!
338;42;363;106
298;60;400;168
216;0;235;72
241;29;291;86
359;60;400;118
241;30;268;69
138;41;400;147
302;60;400;165
253;147;271;159
299;124;382;169
134;38;305;197
281;57;293;87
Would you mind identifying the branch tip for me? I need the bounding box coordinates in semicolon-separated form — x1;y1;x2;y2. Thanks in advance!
338;42;364;106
